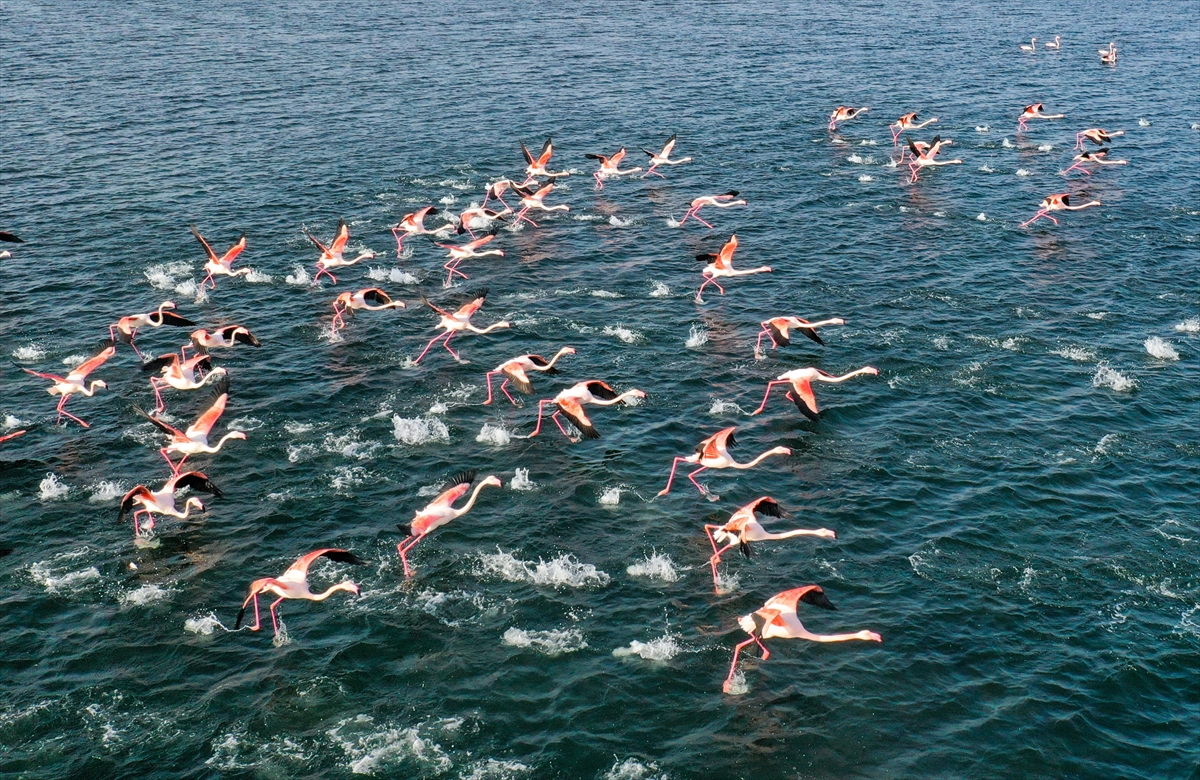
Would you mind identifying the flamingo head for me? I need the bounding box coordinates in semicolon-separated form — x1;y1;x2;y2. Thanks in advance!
92;380;108;390
228;431;248;441
186;497;205;512
817;529;838;539
340;581;361;596
858;630;883;642
497;321;512;329
161;301;177;310
770;446;793;457
864;366;880;376
628;389;647;400
481;475;503;489
562;347;577;355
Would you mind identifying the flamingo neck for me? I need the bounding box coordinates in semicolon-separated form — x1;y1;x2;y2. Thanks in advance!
545;348;573;368
455;480;493;515
309;581;358;601
79;382;104;397
467;321;509;335
739;449;785;469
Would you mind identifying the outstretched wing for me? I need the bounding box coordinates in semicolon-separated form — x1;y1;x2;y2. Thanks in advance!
190;225;219;261
188;376;231;437
141;353;179;373
68;342;116;378
118;486;150;522
749;496;784;517
157;311;195;327
430;470;477;507
220;235;247;265
133;405;185;437
584;381;618;401
662;134;677;156
454;288;489;318
520;139;535;166
557;398;599;440
362;288;391;306
170;471;224;497
503;364;534;395
284;548;367;578
765;585;836;614
536;138;554;168
330;219;350;253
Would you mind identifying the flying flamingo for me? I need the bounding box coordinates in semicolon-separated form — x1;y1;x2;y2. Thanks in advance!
118;470;223;536
455;205;510;238
657;426;791;497
305;219;375;284
828;106;868;131
134;376;246;473
755;316;845;357
141;352;227;413
482;179;535;211
191;225;249;290
585;148;642;189
413;289;510;364
1060;148;1128;176
482;347;576;405
184;325;261;356
704;497;836;590
677;191;747;228
528;380;646;440
723;585;881;693
1045;35;1062;49
436;231;505;286
235;548;366;638
20;341;115;428
1099;42;1117;64
396;470;502;577
332;288;406;330
1019;37;1038;52
109;301;195;358
752;365;879;421
1020;193;1102;227
891;112;938;145
392;206;445;255
694;234;771;302
513;182;570;228
639;134;692;177
1075;128;1124;150
906;136;963;183
1018;103;1065;132
520;137;570;182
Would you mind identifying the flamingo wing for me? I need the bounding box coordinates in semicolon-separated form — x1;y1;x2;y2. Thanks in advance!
361;288;392;306
68;342;116;378
557;398;599;439
749;496;784;517
187;376;230;438
584;381;618;401
157;311;195;327
303;229;330;254
525;354;558;374
536;138;554;168
223;326;260;346
503;364;534;395
715;235;737;270
520;139;535;166
190;225;219;262
219;235;247;265
284;548;366;579
768;319;791;347
610;148;626;165
169;470;224;497
420;293;453;318
134;405;186;438
454;288;489;318
765;585;836;614
790;378;820;421
140;353;180;373
795;320;825;346
330;219;350;253
117;486;151;522
699;426;737;459
662;134;677;156
430;470;476;507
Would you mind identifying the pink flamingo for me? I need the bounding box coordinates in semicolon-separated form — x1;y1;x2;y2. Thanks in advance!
134;376;246;473
585;147;642;189
677;191;747;228
1020;193;1102;228
332;288;406;330
141;352;226;413
694;234;771;302
752;365;879;421
455;205;510;238
639;134;692;178
657;426;791;497
235;548;365;638
109;301;195;358
754;316;845;357
20;341;115;428
184;325;261;357
1075;128;1124;150
829;106;868;131
118;470;223;536
396;471;501;577
305;219;374;284
413;289;510;364
392;206;444;255
906;136;962;183
891;112;938;145
513;182;570;228
483;347;576;406
482;179;535;211
1060;148;1128;176
191;225;249;290
436;231;505;285
704;497;836;590
1018;103;1065;132
520;137;570;182
528;380;646;440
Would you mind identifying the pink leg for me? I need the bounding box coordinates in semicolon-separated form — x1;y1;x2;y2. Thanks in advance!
643;165;664;178
593;172;604;190
392;228;406;256
397;536;422;577
251;595;261;630
693;212;714;229
551;410;573;439
483;371;499;405
500;379;517;406
687;466;708;494
676;208;693;226
1074;135;1084;150
709;543;737;590
892;127;901;145
202;273;215;291
514;209;539;228
657;456;688;496
412;332;448;364
332;306;344;330
129;340;145;359
696;277;713;301
442;333;462;361
752;380;791;415
724;638;757;691
495;194;511;211
1020;211;1049;228
270;598;283;635
528;399;553;438
1018;119;1028;131
151;379;166;413
160;448;182;474
57;398;89;428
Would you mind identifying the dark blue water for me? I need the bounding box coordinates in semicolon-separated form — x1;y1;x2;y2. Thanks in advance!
2;2;1198;778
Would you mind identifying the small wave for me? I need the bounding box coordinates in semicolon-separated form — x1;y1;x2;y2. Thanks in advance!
285;421;314;435
685;324;709;348
120;584;171;606
330;466;370;493
608;215;633;227
39;472;70;500
858;174;874;182
184;613;227;635
1175;317;1200;333
1086;312;1108;320
604;758;669;780
847;154;873;164
438;195;456;205
88;481;127;502
476;424;512;446
324;431;383;460
29;561;100;593
285;265;311;285
1002;138;1014;148
979;165;994;173
572;214;604;221
327;715;452;775
510;468;536;491
599;487;622;505
665;218;681;228
1092;363;1137;392
626;552;680;582
649;282;670;298
2;414;26;431
478;548;611;588
975;125;990;132
602;325;642;344
613;633;682;661
977;213;987;221
461;759;533;779
1139;119;1151;127
1037;144;1053;152
392;415;450;445
12;344;46;361
591;290;623;299
1016;168;1032;177
932;336;950;350
503;627;587;655
288;444;317;463
1144;337;1180;361
1051;346;1096;362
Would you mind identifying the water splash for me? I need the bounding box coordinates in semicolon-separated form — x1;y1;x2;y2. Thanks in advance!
285;265;311;285
649;281;670;298
599;487;622;505
510;468;536;491
1175;317;1199;333
1092;363;1137;392
39;472;70;500
392;415;450;445
502;627;587;655
604;758;669;780
477;548;611;588
476;424;512;446
12;344;46;361
626;552;680;582
602;325;643;344
1144;337;1179;361
120;584;171;606
685;325;708;348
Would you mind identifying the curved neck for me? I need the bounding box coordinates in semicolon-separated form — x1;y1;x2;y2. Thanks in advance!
734;449;783;469
467;321;509;335
79;381;104;396
311;581;357;601
456;480;493;515
206;432;243;451
165;498;199;519
545;348;573;368
819;368;874;383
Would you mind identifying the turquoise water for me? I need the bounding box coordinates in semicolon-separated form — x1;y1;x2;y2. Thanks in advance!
2;1;1198;778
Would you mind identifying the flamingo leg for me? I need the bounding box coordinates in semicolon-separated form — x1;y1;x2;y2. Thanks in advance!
528;399;553;438
692;212;715;229
657;456;688;496
704;525;723;556
128;339;145;359
412;331;448;364
752;380;791;415
687;466;708;494
1018;118;1028;131
251;594;261;631
709;543;737;590
676;208;694;226
442;332;462;361
392;228;406;257
643;165;664;178
270;598;284;635
202;273;215;290
160;448;183;474
724;638;758;692
483;371;499;405
514;209;539;228
499;379;517;406
397;535;423;577
593;172;604;190
550;410;574;440
56;397;89;428
151;379;166;413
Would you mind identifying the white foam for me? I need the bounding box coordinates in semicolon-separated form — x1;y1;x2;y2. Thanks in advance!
476;424;512;446
245;270;272;283
228;416;264;431
1002;138;1014;148
1093;363;1137;392
428;401;448;415
392;415;450;445
184;613;226;635
121;584;170;606
88;481;127;503
685;325;709;348
724;670;749;695
612;634;682;661
1139;119;1151;127
327;715;451;775
39;472;70;500
1175;317;1200;333
61;353;87;366
665;218;682;228
1051;346;1096;362
975;125;990;132
977;213;987;221
1144;337;1180;361
12;344;46;361
502;627;587;655
510;468;536;491
1037;144;1053;152
478;548;610;588
2;414;25;431
324;431;382;460
367;266;420;285
1086;312;1108;320
29;562;100;592
438;195;456;205
708;399;746;415
714;571;741;594
608;215;633;227
288;444;317;463
626;552;680;582
979;165;994;173
932;336;950;350
605;758;668;780
643;281;669;299
599;487;622;505
461;759;533;779
285;421;314;435
602;325;642;344
591;289;623;298
1016;168;1032;177
285;265;311;285
858;174;874;182
330;466;369;492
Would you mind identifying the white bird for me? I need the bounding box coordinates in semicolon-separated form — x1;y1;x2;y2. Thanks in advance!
109;301;195;358
695;234;771;302
192;225;250;290
639;134;693;177
528;380;646;440
20;341;115;428
1045;35;1062;49
752;365;879;421
657;426;791;496
1020;37;1037;52
413;288;510;364
141;352;227;413
705;496;836;589
483;346;576;405
135;375;246;473
118;470;223;536
305;219;375;284
333;288;406;330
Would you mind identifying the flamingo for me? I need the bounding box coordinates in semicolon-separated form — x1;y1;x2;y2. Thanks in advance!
723;585;881;693
1018;103;1065;132
396;470;502;577
694;234;771;302
436;231;505;286
412;288;510;364
1099;42;1117;64
134;376;246;473
520;137;569;182
704;497;836;590
677;191;746;228
185;325;261;356
141;352;227;413
639;134;692;178
235;548;366;638
1060;148;1128;176
657;426;791;497
513;182;570;228
109;301;195;358
828;106;868;131
332;288;406;330
891;112;938;145
755;316;845;357
305;219;374;284
752;365;879;421
482;179;535;211
906;136;962;183
585;148;642;189
1075;128;1124;150
528;380;646;440
455;205;511;238
1019;37;1038;52
1045;35;1062;49
118;470;223;536
483;347;576;406
392;206;445;255
191;225;249;290
1020;193;1102;228
19;341;115;427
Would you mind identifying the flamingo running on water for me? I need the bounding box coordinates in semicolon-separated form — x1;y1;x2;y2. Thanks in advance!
585;148;642;189
397;470;501;577
677;191;747;228
185;325;261;356
118;470;223;536
1020;193;1101;228
413;288;510;364
191;225;249;290
1060;148;1128;176
639;134;692;178
528;380;646;440
657;426;791;497
704;497;836;590
906;136;963;183
436;230;505;286
19;341;115;428
482;179;535;211
332;288;406;330
455;205;511;238
1019;37;1038;52
1075;128;1124;150
109;302;195;358
134;376;246;473
305;219;375;284
235;548;366;638
752;365;879;421
755;316;845;358
891;112;938;145
141;352;226;413
694;234;771;302
723;585;881;693
392;206;445;256
483;347;576;406
513;182;570;228
1018;103;1065;132
520;137;570;182
828;106;868;131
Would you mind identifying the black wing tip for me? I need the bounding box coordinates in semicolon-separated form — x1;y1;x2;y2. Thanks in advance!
800;327;825;346
723;190;739;197
449;469;477;487
322;549;367;566
0;231;25;243
757;498;785;517
586;381;619;400
234;605;247;630
801;588;837;610
793;396;821;421
398;523;414;537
